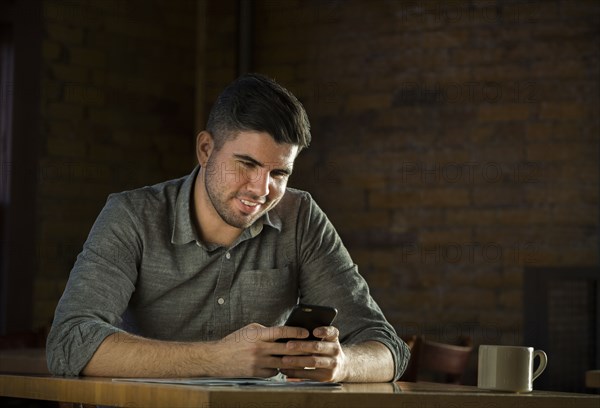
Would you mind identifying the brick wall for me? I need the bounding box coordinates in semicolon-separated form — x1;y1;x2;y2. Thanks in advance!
34;0;196;328
201;0;599;381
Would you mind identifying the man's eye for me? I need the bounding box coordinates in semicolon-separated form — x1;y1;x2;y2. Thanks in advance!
272;171;289;179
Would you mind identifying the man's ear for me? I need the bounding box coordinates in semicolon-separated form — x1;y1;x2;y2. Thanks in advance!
196;131;214;166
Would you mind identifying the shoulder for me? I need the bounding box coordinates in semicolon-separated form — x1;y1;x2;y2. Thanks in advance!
282;186;312;202
105;174;188;213
108;176;187;209
271;187;329;227
275;187;318;213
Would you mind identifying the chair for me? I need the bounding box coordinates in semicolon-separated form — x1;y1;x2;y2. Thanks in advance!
399;335;420;382
400;335;473;384
585;370;600;389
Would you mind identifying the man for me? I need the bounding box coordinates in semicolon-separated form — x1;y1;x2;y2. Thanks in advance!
46;73;409;382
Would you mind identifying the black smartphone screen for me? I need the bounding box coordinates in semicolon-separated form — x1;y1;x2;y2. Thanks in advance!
276;304;338;342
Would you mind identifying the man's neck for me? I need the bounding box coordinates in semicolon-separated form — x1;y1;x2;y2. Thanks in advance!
193;171;243;248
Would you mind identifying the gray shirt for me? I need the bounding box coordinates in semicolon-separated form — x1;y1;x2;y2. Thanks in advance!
46;166;409;379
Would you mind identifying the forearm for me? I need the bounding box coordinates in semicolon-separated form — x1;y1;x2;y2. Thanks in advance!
82;332;220;377
342;341;395;382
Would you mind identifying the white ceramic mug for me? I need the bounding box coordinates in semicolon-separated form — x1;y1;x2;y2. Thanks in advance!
477;345;548;392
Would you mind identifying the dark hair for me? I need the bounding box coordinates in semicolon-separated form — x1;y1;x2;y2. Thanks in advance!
206;73;311;151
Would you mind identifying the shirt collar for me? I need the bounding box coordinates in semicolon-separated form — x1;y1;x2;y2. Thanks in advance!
262;207;282;231
171;166;201;245
171;166;283;247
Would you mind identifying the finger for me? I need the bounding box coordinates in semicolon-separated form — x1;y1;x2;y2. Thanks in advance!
272;326;309;342
236;325;305;343
280;354;335;370
267;342;304;357
279;368;317;380
313;326;339;341
279;368;334;382
264;355;288;368
223;323;266;344
232;324;275;344
285;340;338;356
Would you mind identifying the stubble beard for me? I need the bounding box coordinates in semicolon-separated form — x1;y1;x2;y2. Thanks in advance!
204;162;268;230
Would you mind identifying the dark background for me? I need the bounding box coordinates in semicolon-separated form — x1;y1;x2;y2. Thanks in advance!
1;0;598;390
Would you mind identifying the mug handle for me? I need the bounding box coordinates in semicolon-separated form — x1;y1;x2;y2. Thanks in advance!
532;350;548;381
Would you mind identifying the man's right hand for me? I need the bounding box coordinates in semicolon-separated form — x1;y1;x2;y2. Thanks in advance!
82;323;310;378
214;323;309;377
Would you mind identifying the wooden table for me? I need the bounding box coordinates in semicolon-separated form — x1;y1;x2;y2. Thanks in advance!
1;374;598;408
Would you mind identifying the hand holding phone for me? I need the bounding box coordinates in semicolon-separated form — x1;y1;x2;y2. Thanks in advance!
276;303;338;343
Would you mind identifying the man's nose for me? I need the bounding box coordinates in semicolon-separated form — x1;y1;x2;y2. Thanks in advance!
246;168;270;197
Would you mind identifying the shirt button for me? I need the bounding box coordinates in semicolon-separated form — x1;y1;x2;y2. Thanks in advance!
225;252;231;259
217;297;225;305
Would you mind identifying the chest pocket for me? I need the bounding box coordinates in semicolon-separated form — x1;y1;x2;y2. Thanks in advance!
236;266;298;326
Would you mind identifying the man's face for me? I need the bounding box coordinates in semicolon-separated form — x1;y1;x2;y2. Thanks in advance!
203;131;299;230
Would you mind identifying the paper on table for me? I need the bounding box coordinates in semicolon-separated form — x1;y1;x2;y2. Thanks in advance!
112;376;342;388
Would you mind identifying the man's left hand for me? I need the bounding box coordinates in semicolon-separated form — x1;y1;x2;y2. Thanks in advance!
278;326;348;382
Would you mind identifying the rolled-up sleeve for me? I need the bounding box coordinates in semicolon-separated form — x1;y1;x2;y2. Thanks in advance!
295;193;410;381
46;194;141;376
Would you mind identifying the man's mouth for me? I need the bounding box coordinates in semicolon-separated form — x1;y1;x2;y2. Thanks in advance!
238;197;267;214
240;198;260;207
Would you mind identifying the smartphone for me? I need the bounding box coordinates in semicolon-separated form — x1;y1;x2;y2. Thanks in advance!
276;303;338;342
